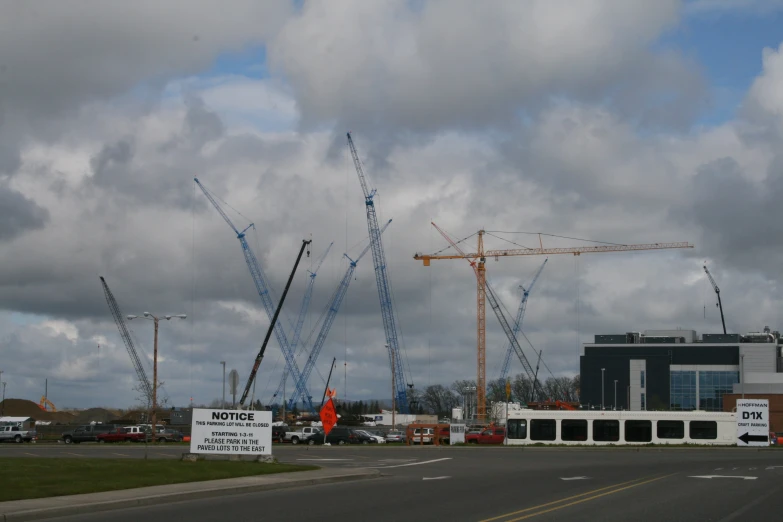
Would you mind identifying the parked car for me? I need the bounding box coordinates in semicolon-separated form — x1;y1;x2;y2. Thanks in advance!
156;428;183;443
385;430;406;443
61;424;116;444
355;430;385;443
285;426;322;444
96;427;147;443
410;428;435;444
477;427;506;445
465;428;484;444
304;427;365;445
0;424;36;443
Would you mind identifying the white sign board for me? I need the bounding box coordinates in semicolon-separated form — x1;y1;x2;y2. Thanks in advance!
736;399;769;447
190;409;272;455
450;424;466;445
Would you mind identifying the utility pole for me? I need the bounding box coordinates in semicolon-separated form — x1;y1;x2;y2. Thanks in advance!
601;368;605;410
1;381;6;416
614;380;618;410
220;361;226;409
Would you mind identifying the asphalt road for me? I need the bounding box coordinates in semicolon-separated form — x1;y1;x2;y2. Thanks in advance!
6;445;780;521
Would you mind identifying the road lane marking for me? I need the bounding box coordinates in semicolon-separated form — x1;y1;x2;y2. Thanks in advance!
478;475;673;522
765;466;783;470
296;458;353;461
560;476;590;481
714;467;723;470
423;476;451;481
65;452;84;457
372;457;452;469
112;453;130;457
23;452;38;457
689;475;757;480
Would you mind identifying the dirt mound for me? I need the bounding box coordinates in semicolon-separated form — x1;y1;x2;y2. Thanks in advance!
72;408;120;425
0;398;75;424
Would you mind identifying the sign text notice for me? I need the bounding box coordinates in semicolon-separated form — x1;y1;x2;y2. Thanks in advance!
736;399;769;447
190;409;272;455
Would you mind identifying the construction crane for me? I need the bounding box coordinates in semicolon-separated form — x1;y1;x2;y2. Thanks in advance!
194;178;313;410
498;258;548;382
703;264;727;335
430;223;542;401
271;242;332;405
287;220;392;410
100;276;153;407
240;239;311;407
415;227;693;419
347;133;410;413
38;396;56;412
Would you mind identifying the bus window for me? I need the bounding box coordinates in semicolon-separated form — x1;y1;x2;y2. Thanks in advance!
593;420;620;442
690;421;717;440
530;419;556;441
657;420;684;439
507;419;527;439
561;420;588;441
625;420;652;442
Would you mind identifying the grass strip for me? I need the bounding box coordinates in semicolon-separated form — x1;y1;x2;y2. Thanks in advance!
0;458;317;502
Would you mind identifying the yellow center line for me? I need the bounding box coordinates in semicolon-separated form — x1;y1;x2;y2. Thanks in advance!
485;473;677;522
478;476;651;522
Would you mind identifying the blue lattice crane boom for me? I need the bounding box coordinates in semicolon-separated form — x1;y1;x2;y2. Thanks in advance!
347;133;410;413
271;242;332;405
194;178;313;409
499;258;548;381
288;220;392;410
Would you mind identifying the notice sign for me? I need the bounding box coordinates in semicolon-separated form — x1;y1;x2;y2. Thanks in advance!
450;424;466;445
736;399;769;447
190;409;272;455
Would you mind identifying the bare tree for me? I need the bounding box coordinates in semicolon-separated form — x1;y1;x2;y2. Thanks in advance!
421;385;459;417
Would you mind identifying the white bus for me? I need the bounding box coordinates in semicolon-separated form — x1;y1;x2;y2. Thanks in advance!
505;409;736;446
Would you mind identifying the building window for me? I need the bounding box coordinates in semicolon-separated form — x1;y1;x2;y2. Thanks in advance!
641;370;645;389
593;420;620;442
670;371;696;410
530;419;556;441
561;420;588;441
507;419;527;440
690;421;717;440
698;371;739;411
625;420;652;442
657;420;684;439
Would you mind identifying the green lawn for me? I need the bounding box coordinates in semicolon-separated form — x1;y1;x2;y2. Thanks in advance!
0;458;317;502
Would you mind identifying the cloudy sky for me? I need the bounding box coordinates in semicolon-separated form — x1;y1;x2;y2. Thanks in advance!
1;0;783;410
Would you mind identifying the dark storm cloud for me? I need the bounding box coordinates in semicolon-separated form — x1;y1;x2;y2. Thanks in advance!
0;184;49;241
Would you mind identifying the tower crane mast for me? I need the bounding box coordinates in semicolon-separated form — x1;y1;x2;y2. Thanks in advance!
703;264;727;335
415;226;693;419
347;133;410;413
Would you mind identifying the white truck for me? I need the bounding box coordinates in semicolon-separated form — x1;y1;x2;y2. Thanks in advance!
0;423;37;443
285;426;322;444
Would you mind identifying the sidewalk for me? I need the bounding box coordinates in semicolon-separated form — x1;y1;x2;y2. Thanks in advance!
0;467;380;521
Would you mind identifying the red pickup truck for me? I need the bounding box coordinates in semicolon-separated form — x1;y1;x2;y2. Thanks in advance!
96;427;148;443
477;427;506;444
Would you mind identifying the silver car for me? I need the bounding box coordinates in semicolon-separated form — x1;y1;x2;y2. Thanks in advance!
385;430;406;443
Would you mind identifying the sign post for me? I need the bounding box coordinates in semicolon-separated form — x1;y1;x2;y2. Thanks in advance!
228;370;240;407
736;399;769;447
190;408;272;458
504;379;511;446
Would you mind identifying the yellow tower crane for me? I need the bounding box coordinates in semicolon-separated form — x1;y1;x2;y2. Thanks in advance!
414;226;693;420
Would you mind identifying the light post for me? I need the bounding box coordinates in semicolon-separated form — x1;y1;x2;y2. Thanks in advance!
220;361;226;409
128;312;186;442
614;380;618;410
740;354;745;400
1;381;6;416
601;368;605;410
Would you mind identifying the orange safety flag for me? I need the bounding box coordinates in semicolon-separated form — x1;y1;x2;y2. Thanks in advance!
320;397;337;436
326;388;337;398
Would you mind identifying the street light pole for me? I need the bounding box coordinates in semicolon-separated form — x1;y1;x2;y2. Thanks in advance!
601;368;605;410
612;380;618;410
127;312;186;443
1;382;6;416
220;361;226;409
388;344;395;428
741;354;745;400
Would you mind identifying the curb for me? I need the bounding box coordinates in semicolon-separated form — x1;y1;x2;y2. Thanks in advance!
0;468;380;521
